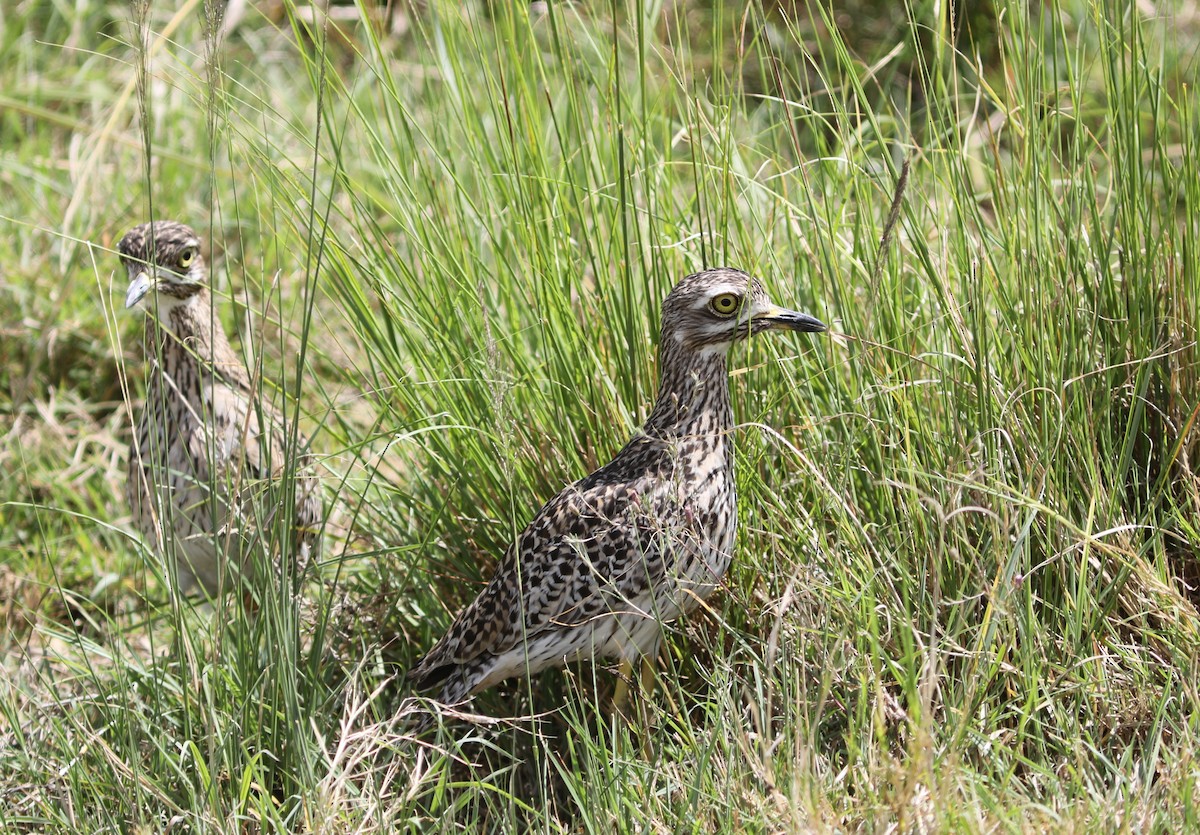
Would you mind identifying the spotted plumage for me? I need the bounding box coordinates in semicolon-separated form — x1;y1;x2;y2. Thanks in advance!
119;220;322;595
410;268;825;705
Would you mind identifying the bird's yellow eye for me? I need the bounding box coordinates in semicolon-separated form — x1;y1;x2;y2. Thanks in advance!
710;293;740;316
178;248;196;268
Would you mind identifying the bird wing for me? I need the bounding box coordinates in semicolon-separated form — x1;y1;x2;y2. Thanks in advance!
188;380;323;555
410;435;677;688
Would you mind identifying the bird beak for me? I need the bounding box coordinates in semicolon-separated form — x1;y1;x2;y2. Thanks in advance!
124;271;154;309
754;305;827;333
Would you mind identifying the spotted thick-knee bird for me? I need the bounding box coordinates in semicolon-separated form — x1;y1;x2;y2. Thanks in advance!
119;220;322;596
409;268;825;708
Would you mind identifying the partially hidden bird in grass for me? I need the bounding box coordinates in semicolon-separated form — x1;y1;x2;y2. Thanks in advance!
119;220;322;597
409;267;825;713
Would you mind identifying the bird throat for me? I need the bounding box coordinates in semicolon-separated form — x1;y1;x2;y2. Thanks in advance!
643;341;733;441
142;291;240;389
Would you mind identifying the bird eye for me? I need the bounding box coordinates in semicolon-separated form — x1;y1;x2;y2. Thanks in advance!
709;293;740;316
178;247;196;268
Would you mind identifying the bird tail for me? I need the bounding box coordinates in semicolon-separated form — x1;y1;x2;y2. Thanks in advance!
408;655;490;706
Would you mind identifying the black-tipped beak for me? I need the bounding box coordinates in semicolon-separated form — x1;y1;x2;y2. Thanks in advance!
124;271;153;309
756;306;827;333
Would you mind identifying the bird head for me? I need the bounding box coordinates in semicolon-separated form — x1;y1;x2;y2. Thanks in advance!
118;221;206;311
660;267;826;353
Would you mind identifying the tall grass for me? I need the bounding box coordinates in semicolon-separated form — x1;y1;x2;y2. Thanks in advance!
1;0;1198;830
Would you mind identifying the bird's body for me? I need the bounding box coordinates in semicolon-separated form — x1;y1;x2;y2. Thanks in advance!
410;268;824;705
119;221;322;596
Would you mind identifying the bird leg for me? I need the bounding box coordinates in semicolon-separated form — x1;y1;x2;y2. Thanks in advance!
636;654;657;758
639;654;656;705
611;653;659;758
612;652;657;716
611;657;634;715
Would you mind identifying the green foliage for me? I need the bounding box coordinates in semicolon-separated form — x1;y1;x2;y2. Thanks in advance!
1;0;1198;830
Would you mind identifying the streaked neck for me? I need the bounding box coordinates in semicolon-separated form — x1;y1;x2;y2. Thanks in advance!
143;290;236;374
644;336;733;439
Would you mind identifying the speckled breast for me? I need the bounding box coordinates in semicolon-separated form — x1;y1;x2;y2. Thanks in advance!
667;430;738;609
128;360;240;592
